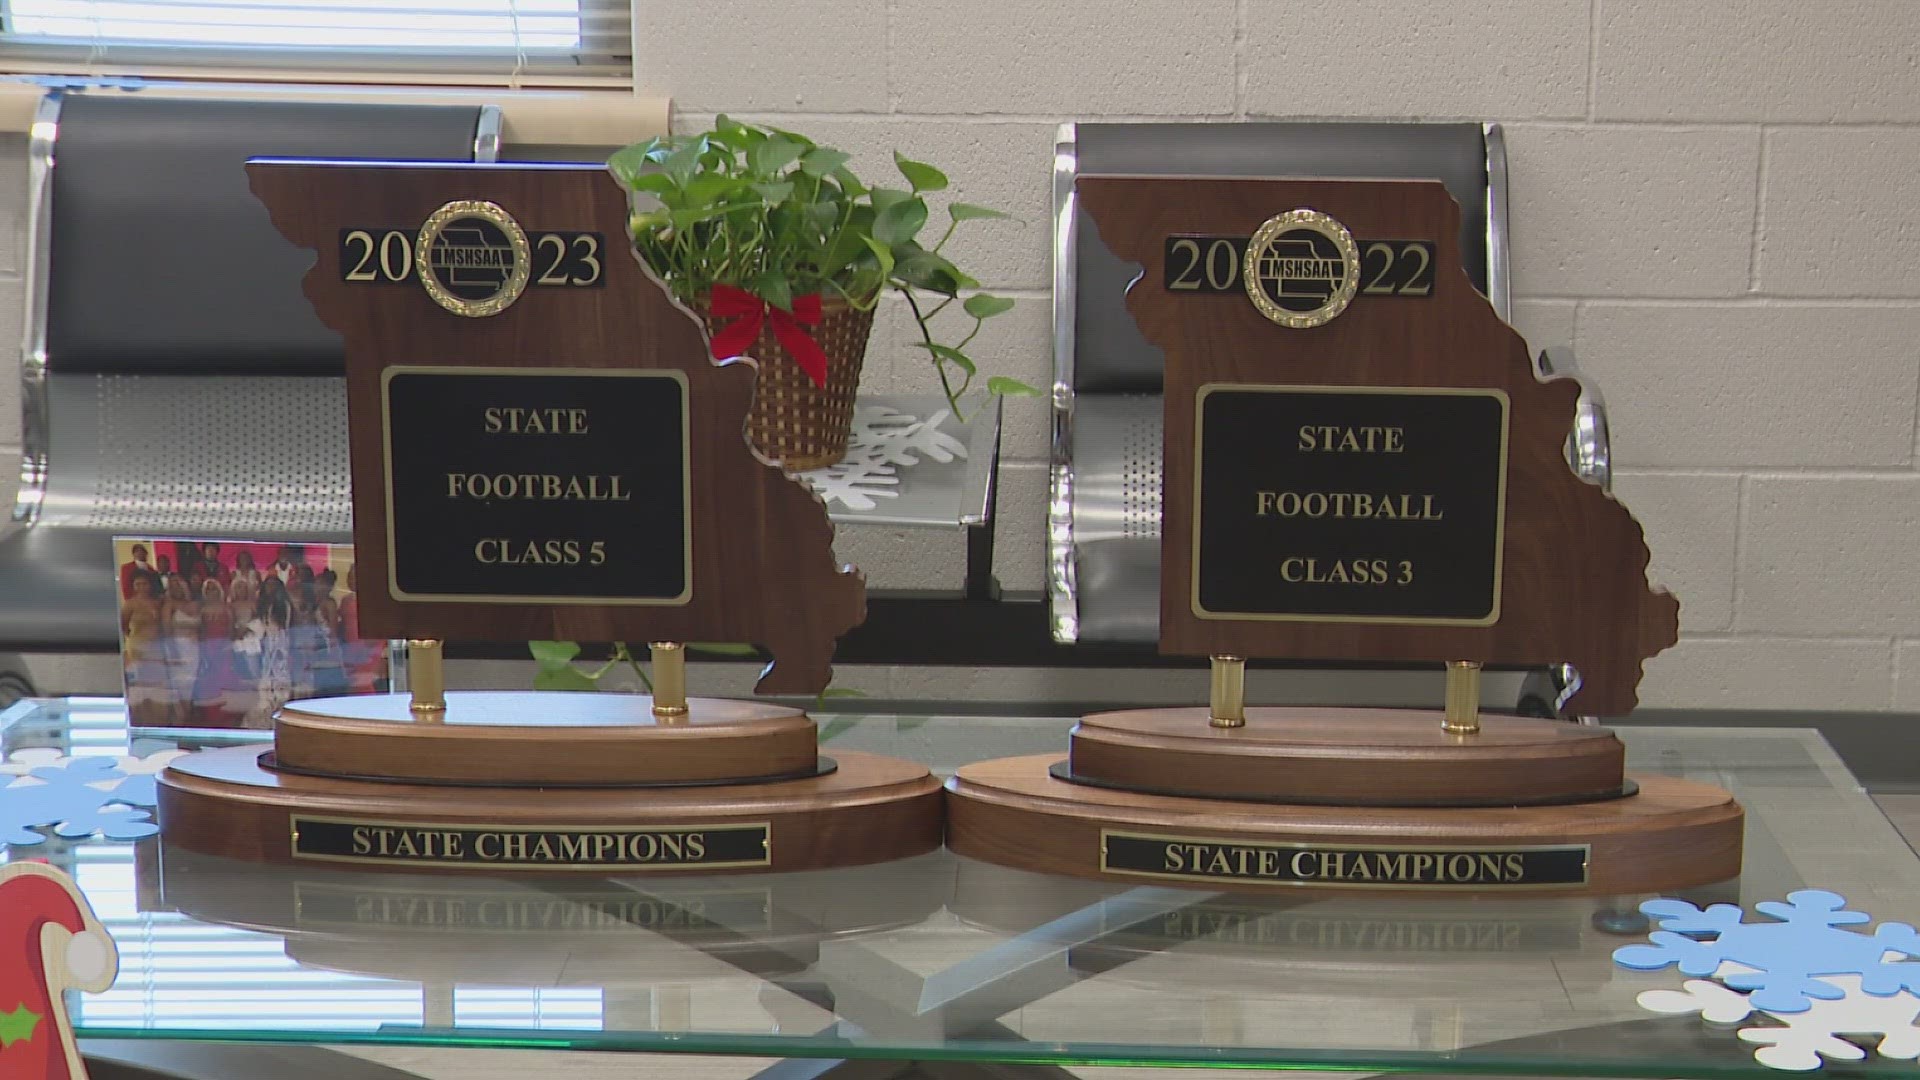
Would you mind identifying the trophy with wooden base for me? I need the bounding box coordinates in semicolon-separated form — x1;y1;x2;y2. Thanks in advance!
946;177;1742;895
157;162;941;874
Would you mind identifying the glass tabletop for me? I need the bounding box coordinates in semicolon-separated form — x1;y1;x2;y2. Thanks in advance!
6;697;1916;1077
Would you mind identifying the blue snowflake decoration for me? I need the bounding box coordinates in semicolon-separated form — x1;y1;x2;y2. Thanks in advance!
0;754;160;846
1614;890;1920;1014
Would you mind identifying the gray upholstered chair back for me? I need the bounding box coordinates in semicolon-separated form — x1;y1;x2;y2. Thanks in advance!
1050;122;1509;645
0;92;492;649
18;92;495;537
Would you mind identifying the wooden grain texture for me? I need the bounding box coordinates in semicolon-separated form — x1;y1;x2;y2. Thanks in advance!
274;691;818;785
1077;177;1678;716
945;755;1743;896
159;746;943;875
247;163;864;695
1067;708;1625;806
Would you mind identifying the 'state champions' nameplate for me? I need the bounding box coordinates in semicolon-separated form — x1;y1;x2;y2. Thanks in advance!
1192;384;1509;625
1101;830;1589;890
291;816;771;871
382;366;691;604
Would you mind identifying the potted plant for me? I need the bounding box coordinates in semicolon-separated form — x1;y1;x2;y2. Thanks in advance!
609;116;1037;469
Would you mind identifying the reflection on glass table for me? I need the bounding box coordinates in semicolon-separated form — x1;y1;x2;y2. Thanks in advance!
4;696;1917;1078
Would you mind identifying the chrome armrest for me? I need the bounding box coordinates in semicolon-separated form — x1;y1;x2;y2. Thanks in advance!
14;93;61;527
1049;123;1081;643
1537;346;1610;493
1527;345;1614;723
1515;663;1591;724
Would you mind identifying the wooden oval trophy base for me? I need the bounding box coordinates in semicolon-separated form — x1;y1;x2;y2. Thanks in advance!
1065;708;1628;806
945;707;1743;897
159;691;943;875
274;691;821;786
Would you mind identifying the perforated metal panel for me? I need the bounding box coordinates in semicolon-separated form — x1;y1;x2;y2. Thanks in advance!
1071;394;1163;544
40;373;352;536
1118;409;1162;539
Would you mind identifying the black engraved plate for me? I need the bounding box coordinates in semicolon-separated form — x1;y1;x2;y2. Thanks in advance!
1192;384;1508;625
382;366;690;604
1101;830;1589;890
292;816;771;871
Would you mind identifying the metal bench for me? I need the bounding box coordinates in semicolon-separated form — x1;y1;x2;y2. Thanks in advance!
0;92;498;674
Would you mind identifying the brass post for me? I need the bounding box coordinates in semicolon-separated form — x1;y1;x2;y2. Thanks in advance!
407;639;446;717
1209;654;1247;729
1442;660;1482;735
650;641;689;718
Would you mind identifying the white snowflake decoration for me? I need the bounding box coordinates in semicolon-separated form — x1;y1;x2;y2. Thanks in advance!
1615;889;1920;1012
110;750;190;776
1638;961;1920;1070
0;748;184;781
0;751;173;844
804;405;968;511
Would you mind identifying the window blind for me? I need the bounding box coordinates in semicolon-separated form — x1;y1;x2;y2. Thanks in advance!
0;0;631;84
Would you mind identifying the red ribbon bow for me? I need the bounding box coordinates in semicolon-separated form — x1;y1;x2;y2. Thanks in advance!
707;284;830;389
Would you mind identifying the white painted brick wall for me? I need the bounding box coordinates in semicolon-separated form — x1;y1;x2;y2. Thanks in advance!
633;1;889;112
1643;637;1896;712
1593;1;1920;123
0;2;1912;710
1610;472;1739;633
1759;128;1920;296
890;0;1237;116
1242;0;1591;121
1505;125;1760;297
1573;305;1920;468
1899;643;1920;712
1739;476;1920;638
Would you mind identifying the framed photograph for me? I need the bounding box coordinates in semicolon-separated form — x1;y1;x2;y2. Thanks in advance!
113;538;393;730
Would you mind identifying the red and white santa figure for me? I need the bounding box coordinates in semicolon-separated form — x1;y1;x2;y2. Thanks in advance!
0;862;119;1080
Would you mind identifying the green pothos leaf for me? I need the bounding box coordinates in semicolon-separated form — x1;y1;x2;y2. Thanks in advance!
987;376;1043;397
688;642;759;656
949;202;1013;222
962;292;1016;319
754;271;794;312
908;341;977;374
817;716;861;743
533;665;599;692
528;640;582;668
894;151;949;193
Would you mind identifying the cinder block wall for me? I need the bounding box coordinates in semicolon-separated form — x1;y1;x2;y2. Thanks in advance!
0;2;1913;710
639;0;1920;711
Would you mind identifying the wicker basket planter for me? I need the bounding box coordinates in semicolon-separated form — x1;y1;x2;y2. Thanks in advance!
702;296;875;471
618;120;1024;469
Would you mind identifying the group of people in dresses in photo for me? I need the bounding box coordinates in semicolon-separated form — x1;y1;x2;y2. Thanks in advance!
118;541;385;728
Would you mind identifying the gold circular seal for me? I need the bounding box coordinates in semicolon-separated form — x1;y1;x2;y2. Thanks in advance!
415;200;531;318
1243;209;1361;329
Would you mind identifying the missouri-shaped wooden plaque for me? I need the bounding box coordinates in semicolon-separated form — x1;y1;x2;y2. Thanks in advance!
1077;177;1676;716
249;162;864;694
